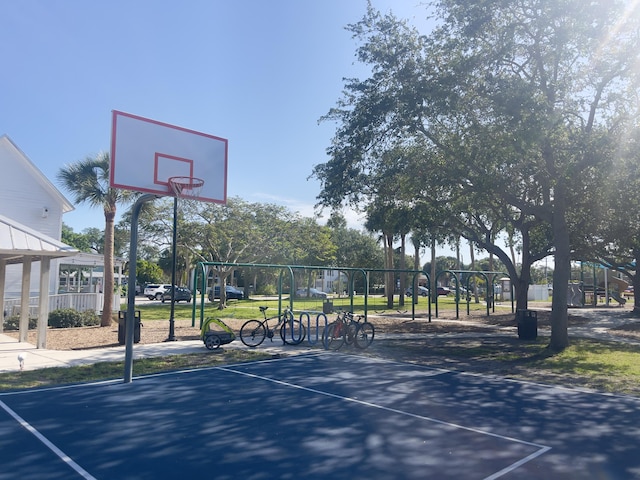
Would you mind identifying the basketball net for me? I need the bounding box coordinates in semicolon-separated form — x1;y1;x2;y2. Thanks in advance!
168;176;205;200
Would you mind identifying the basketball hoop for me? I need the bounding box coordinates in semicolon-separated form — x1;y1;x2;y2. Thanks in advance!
168;176;205;199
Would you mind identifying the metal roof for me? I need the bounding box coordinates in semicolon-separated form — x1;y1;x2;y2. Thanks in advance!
0;214;78;264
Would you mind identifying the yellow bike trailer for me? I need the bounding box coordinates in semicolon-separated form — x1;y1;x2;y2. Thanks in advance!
200;317;236;350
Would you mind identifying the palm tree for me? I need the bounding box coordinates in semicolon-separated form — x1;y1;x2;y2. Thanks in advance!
57;152;134;327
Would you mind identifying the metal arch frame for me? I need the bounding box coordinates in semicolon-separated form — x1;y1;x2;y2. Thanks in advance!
192;263;438;326
192;262;372;326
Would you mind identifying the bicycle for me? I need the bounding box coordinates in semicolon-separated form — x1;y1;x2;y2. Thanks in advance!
323;311;375;350
322;311;348;351
240;306;306;347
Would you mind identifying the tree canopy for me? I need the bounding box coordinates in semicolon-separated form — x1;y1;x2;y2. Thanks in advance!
57;153;136;326
313;0;640;349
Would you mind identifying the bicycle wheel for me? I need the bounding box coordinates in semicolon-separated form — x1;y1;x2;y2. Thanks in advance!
240;320;267;347
280;320;306;345
323;322;345;351
344;321;358;346
354;322;375;349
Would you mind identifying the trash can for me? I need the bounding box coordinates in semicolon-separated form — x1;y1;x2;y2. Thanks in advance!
118;310;141;345
516;309;537;340
323;300;333;314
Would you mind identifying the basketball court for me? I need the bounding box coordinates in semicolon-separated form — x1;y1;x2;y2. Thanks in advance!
2;353;640;479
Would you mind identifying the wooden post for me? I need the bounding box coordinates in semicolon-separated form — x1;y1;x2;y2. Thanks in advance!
37;257;51;349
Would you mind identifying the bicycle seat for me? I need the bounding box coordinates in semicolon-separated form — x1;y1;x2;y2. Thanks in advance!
259;306;268;313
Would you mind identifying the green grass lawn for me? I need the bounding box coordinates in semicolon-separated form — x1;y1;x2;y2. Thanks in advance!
129;294;507;323
0;349;272;392
540;339;640;392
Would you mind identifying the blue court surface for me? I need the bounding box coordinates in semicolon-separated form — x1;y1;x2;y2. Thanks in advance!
1;353;640;479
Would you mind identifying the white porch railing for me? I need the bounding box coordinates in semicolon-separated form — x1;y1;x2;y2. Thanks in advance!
3;293;122;317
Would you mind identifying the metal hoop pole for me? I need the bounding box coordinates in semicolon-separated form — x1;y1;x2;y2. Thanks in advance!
167;196;178;341
124;193;159;383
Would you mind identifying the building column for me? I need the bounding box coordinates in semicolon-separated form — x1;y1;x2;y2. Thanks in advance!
19;256;32;343
37;257;51;349
0;259;5;334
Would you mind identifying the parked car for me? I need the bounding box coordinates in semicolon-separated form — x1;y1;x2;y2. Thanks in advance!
406;286;428;297
296;287;328;299
161;286;192;303
208;285;245;301
144;284;172;300
406;286;450;297
123;282;142;295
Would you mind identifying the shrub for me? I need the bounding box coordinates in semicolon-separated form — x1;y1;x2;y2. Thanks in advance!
3;315;37;331
49;309;83;328
48;308;100;328
257;284;277;295
80;310;100;326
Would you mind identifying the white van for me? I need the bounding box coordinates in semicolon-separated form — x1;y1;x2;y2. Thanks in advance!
143;284;172;300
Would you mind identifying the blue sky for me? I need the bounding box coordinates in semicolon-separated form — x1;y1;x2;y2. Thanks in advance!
1;0;435;235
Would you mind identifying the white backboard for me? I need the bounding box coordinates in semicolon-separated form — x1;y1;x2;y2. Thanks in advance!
110;110;227;203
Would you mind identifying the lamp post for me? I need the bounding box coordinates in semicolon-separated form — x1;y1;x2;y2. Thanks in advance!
167;196;178;341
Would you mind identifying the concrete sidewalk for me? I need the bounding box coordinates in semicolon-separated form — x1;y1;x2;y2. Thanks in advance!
0;334;211;373
0;333;317;374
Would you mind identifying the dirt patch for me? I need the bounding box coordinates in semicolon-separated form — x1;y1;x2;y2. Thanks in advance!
3;319;205;350
5;308;638;350
4;310;514;350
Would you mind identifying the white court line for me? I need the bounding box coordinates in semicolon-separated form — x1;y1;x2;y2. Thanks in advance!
218;364;551;480
0;400;96;480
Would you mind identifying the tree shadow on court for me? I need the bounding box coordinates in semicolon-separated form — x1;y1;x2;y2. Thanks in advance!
4;353;640;479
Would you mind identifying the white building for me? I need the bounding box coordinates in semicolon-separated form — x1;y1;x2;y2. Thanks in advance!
0;135;75;297
0;135;119;348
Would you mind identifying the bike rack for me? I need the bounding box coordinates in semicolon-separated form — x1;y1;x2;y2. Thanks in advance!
280;309;305;344
296;311;328;346
280;311;329;346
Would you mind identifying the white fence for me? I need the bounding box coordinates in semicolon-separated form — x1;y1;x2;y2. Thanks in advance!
528;284;551;301
3;293;121;317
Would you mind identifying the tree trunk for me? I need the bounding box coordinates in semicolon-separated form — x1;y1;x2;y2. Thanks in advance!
549;185;570;350
412;236;421;305
399;234;406;307
632;248;640;317
430;238;437;303
101;209;116;327
385;232;394;308
633;274;640;317
470;241;478;303
219;279;226;310
514;228;533;311
217;271;232;310
514;260;533;311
